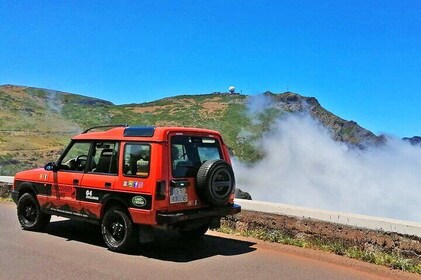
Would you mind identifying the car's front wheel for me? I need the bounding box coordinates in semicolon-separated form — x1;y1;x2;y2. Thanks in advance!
17;193;51;231
101;207;138;253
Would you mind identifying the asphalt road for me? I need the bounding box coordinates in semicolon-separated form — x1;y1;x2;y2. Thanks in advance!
0;202;418;280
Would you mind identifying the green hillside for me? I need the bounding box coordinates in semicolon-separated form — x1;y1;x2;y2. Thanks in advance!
0;85;381;175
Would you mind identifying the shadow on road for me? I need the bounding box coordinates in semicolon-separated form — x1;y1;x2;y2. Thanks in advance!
45;219;256;262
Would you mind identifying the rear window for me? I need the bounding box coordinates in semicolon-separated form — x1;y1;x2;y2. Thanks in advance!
171;135;222;178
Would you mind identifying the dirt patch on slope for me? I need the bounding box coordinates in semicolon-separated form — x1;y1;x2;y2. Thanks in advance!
129;105;171;114
200;97;228;117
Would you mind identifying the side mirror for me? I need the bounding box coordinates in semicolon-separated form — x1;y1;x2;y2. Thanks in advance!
44;162;58;172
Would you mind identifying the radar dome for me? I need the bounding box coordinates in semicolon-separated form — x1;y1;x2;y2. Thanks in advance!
229;86;235;93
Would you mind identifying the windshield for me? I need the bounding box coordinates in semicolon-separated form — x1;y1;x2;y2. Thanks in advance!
171;135;222;178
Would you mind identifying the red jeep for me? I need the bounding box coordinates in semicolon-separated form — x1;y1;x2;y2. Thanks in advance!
12;125;240;252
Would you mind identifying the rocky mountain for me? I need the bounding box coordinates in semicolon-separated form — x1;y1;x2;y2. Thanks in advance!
0;84;383;175
403;136;421;145
267;91;383;147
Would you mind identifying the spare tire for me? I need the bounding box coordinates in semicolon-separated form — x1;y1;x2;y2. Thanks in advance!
196;159;235;206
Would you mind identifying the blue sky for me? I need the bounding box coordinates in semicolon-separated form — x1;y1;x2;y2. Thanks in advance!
1;1;420;137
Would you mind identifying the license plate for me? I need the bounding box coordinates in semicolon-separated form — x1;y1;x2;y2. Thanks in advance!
170;187;188;203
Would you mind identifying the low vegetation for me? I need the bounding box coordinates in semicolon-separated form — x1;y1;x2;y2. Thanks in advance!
0;183;12;202
217;226;421;274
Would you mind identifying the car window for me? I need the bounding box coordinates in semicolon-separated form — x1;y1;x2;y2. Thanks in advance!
59;142;91;172
198;146;221;162
123;143;151;178
90;142;119;174
171;136;222;178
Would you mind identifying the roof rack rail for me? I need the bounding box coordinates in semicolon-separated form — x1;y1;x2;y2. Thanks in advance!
82;124;129;134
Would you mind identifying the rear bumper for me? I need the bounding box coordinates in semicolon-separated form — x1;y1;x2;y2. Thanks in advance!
156;203;241;225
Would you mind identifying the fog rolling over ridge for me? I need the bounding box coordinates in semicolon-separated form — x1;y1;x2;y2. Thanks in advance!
234;95;421;222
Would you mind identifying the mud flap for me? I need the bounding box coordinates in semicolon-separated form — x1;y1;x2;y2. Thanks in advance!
138;225;154;243
209;218;221;229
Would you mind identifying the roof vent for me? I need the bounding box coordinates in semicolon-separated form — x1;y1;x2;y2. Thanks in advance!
124;126;156;137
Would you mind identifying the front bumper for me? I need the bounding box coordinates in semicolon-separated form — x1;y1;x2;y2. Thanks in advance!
156;203;241;225
11;190;19;204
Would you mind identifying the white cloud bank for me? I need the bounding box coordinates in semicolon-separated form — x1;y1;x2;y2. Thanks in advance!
234;112;421;222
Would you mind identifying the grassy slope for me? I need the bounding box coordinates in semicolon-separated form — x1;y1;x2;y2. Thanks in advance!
0;85;379;175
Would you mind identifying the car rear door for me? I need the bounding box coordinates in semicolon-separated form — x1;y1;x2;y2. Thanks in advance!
78;141;119;219
167;132;225;211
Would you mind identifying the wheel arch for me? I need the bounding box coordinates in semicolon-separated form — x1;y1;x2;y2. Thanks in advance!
100;194;130;220
17;182;37;199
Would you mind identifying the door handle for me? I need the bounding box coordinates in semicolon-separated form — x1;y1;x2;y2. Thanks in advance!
73;179;79;185
105;182;112;189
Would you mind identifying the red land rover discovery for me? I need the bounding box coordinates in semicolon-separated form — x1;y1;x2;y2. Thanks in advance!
12;125;240;252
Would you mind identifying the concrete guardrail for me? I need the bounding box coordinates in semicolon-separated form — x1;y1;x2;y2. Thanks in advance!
0;176;14;184
2;176;420;237
234;199;421;238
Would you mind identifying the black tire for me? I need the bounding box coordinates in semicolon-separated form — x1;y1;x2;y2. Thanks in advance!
17;193;51;231
196;159;235;206
101;207;138;253
179;224;209;240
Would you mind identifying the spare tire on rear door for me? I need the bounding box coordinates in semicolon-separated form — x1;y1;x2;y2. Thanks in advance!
196;159;235;206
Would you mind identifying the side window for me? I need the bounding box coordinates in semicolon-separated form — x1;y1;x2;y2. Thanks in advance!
90;142;119;174
123;143;150;178
59;142;91;172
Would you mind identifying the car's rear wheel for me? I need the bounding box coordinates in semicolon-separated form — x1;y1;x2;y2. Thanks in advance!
101;207;138;253
17;193;51;231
